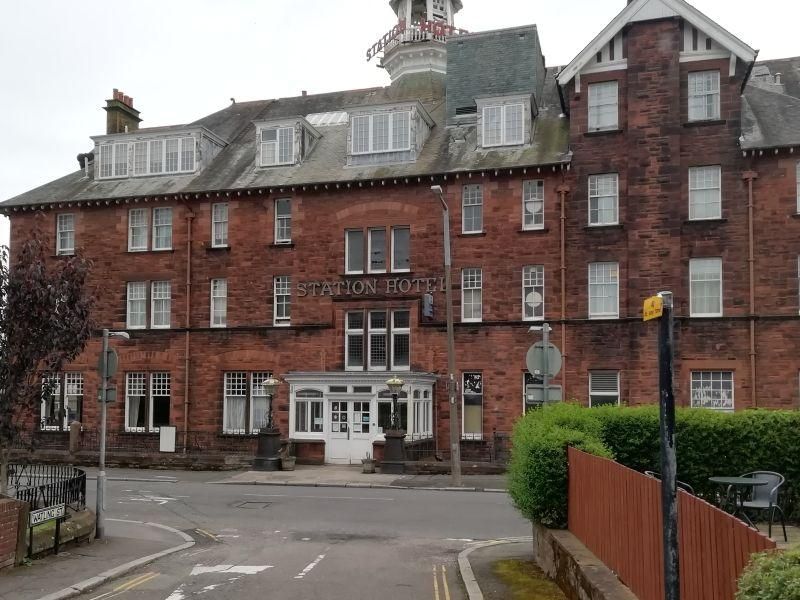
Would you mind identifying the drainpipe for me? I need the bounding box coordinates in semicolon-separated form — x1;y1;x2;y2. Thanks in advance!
742;171;758;408
557;183;570;399
184;208;195;452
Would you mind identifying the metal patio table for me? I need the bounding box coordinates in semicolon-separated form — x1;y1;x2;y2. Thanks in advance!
708;476;769;528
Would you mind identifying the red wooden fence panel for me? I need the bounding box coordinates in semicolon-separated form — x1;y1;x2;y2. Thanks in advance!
567;448;777;600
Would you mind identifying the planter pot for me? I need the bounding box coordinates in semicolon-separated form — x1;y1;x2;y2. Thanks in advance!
281;456;296;471
361;459;376;474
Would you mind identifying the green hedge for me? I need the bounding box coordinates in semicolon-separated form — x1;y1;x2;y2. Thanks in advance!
508;403;800;529
736;549;800;599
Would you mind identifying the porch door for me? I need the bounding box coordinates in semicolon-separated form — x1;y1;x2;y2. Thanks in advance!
326;399;374;465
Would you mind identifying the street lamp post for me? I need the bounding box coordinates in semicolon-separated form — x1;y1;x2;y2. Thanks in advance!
253;376;282;471
430;185;462;487
96;329;130;540
381;376;406;475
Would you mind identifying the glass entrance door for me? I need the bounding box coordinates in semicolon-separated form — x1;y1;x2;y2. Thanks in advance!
326;399;373;464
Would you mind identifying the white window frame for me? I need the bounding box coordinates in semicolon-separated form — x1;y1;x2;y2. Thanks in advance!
588;174;619;226
368;310;389;371
461;268;483;322
689;258;723;317
260;126;295;166
104;137;195;178
125;372;147;432
588;262;619;319
212;202;228;248
223;372;248;433
274;198;292;244
367;228;387;274
345;311;365;371
293;389;325;435
150;281;171;329
149;372;171;431
391;310;410;371
126;281;147;329
211;278;227;328
589;371;620;407
522;265;545;321
482;103;524;147
128;208;148;252
690;371;733;411
795;161;800;214
40;373;83;431
56;213;75;256
350;111;412;155
273;276;291;326
152;207;173;251
689;166;722;220
522;180;544;230
250;372;272;433
588;81;619;131
345;229;365;275
391;226;411;273
688;70;721;122
462;185;483;234
462;372;483;440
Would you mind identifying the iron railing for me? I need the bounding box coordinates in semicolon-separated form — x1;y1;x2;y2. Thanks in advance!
8;463;86;512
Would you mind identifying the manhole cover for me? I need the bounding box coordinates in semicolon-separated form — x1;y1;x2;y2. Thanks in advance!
235;501;272;509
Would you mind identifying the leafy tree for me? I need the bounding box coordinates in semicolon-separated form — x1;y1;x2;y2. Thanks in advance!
0;228;94;494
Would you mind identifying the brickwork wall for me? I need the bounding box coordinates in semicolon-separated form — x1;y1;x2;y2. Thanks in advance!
7;17;800;457
0;498;23;570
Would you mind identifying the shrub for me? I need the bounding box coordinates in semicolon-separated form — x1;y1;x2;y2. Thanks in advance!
508;403;800;527
508;405;612;528
736;548;800;599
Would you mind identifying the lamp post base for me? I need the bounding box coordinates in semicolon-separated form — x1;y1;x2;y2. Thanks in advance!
253;429;282;471
381;430;406;475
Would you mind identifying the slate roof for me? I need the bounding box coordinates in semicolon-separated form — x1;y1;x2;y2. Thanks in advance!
1;69;570;209
741;57;800;150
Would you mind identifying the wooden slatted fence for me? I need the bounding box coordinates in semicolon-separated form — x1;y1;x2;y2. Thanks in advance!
568;447;776;600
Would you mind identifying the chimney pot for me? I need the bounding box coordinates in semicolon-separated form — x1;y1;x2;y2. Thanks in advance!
775;73;782;84
123;95;131;106
302;90;307;96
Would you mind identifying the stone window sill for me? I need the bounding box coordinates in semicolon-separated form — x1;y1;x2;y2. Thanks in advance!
584;128;623;137
126;249;175;255
458;232;487;238
518;228;550;234
683;218;727;225
271;242;295;249
683;119;726;128
205;244;231;252
584;224;624;231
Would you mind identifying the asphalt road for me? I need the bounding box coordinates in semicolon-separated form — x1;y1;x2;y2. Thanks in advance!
77;470;528;600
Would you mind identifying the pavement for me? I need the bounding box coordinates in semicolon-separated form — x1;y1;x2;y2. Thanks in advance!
0;518;192;600
213;464;509;491
462;540;566;600
0;467;526;600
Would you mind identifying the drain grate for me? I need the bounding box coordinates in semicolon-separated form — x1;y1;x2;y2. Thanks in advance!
235;501;272;509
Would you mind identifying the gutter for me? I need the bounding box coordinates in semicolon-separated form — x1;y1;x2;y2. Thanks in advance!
740;49;760;95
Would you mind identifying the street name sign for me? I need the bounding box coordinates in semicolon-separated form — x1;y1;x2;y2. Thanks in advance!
643;295;664;321
29;503;65;527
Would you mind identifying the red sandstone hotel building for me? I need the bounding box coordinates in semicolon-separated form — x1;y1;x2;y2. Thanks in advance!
4;0;800;464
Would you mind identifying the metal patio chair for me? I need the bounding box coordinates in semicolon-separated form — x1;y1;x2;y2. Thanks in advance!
644;471;695;495
739;471;788;541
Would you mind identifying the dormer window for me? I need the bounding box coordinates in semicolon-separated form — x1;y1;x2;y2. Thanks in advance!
260;126;294;166
351;112;411;155
475;96;531;149
483;104;524;147
346;102;433;167
93;129;219;180
254;119;320;168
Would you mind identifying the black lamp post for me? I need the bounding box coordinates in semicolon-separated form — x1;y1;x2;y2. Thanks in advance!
381;376;406;475
254;376;282;471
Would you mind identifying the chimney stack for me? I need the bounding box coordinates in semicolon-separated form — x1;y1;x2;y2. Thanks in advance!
104;88;142;135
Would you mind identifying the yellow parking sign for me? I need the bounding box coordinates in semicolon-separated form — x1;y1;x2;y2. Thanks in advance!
643;296;664;321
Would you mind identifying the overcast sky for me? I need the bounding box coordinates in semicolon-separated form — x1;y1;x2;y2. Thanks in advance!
1;0;797;248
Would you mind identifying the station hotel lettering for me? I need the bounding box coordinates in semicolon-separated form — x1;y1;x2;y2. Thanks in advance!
5;0;800;464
